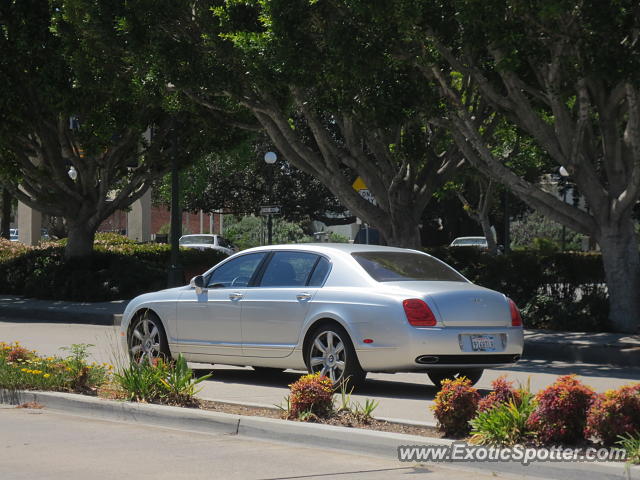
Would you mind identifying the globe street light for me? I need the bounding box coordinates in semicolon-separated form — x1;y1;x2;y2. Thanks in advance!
264;152;277;244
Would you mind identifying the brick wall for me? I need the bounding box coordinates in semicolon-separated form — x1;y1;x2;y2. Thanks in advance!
98;205;221;237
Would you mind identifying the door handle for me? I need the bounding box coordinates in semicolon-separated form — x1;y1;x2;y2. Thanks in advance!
296;292;312;302
229;292;244;301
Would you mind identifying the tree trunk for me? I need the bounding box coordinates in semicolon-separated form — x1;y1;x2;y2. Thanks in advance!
379;209;422;249
65;222;96;259
596;218;640;333
479;215;498;255
1;188;10;240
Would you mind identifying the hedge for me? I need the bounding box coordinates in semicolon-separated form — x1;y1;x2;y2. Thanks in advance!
0;236;609;330
0;234;228;302
427;247;609;331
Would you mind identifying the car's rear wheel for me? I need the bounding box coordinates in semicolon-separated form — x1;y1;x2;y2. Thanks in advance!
427;368;484;389
128;311;170;364
306;324;365;387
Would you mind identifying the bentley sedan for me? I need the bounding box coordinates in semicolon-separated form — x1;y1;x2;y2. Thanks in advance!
120;244;524;387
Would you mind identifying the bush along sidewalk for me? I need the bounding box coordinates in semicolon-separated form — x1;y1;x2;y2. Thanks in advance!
0;342;111;393
432;374;640;466
0;233;228;301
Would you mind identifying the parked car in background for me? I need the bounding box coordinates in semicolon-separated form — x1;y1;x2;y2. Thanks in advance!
121;244;524;388
449;236;489;249
178;234;236;256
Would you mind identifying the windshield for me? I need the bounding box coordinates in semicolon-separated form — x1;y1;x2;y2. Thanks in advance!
352;251;467;283
179;235;216;245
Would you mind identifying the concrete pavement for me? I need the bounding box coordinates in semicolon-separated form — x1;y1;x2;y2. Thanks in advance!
2;391;637;480
2;321;640;428
1;294;639;366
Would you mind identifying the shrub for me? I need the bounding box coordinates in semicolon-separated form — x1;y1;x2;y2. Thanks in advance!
114;354;211;405
585;383;640;445
0;341;110;392
287;373;334;420
617;432;640;465
470;388;537;446
0;234;228;301
526;375;596;445
432;376;480;437
478;376;522;412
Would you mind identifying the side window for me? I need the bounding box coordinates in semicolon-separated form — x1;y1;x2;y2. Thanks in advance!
260;252;319;287
206;253;266;288
308;257;331;287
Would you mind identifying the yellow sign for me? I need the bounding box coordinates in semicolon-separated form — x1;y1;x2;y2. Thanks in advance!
352;177;367;191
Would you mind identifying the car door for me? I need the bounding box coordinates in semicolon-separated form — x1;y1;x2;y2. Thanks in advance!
240;252;331;358
176;252;267;357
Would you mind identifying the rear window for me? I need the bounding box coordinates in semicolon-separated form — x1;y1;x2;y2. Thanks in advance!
352;251;467;282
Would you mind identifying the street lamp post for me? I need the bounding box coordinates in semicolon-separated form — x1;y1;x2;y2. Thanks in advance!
168;128;183;287
559;166;569;251
264;152;277;245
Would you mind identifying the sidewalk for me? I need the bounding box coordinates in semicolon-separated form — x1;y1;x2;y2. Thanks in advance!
1;295;639;367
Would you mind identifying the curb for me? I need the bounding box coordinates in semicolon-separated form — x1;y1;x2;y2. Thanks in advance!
0;305;122;326
1;389;637;480
524;330;640;367
0;389;449;457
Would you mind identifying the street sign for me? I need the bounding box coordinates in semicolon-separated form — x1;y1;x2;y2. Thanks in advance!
260;205;281;215
352;177;376;205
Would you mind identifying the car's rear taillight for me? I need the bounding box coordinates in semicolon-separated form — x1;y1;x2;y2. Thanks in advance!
508;298;522;327
403;299;437;327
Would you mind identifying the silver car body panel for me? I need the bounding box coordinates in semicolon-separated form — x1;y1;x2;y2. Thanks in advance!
120;244;524;372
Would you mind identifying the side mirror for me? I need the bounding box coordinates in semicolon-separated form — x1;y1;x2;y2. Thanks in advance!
189;275;207;295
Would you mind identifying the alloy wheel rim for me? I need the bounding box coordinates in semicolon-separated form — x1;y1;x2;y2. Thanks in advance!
129;316;161;363
309;330;346;383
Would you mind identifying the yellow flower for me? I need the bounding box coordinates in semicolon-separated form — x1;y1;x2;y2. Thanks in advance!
20;368;28;372
43;374;50;378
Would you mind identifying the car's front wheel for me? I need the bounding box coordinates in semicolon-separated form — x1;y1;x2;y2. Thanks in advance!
306;324;365;387
128;311;170;364
427;368;484;389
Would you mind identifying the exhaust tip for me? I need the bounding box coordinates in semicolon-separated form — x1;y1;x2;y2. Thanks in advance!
415;355;439;364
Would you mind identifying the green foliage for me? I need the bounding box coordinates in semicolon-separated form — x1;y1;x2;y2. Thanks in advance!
585;383;640;445
0;341;110;393
114;354;210;405
0;234;227;301
470;386;536;446
617;432;640;466
223;215;312;250
432;376;480;437
115;359;167;403
511;211;585;251
526;375;596;445
428;247;609;331
159;355;212;404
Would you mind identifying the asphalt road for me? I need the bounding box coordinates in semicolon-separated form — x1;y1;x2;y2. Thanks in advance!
3;320;640;425
0;407;520;480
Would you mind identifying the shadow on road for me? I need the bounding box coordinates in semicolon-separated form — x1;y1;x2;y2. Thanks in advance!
191;367;494;401
495;359;640;380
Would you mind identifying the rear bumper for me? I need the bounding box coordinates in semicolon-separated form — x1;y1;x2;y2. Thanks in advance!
355;326;524;372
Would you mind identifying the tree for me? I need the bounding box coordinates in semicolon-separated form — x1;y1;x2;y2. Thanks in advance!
153;136;352;225
0;1;229;258
124;0;466;248
411;0;640;332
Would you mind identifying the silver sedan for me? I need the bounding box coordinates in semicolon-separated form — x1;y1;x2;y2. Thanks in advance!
120;244;524;387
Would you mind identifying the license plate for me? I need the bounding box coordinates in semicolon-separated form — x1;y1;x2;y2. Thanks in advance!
471;335;496;352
